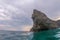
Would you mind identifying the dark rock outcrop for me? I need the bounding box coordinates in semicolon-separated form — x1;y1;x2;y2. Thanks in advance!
30;9;58;32
56;20;60;27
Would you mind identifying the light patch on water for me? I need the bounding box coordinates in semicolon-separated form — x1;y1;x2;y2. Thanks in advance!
55;34;60;38
54;31;60;38
58;28;60;29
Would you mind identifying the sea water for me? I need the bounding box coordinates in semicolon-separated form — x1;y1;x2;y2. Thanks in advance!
0;28;60;40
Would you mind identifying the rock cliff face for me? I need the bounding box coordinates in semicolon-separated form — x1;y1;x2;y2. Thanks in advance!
30;9;58;32
56;20;60;27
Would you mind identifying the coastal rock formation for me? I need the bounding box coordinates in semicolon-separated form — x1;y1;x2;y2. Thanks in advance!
56;20;60;27
30;9;58;32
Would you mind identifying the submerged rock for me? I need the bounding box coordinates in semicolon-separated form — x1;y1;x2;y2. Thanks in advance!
30;9;58;32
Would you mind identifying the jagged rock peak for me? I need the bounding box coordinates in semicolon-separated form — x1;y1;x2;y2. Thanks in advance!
33;9;47;17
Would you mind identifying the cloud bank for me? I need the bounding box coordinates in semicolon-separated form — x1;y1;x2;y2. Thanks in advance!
0;0;34;31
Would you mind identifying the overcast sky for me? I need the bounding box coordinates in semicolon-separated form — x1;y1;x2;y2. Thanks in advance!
0;0;60;31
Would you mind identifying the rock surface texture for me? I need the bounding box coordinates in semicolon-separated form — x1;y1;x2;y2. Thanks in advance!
56;20;60;27
30;9;58;32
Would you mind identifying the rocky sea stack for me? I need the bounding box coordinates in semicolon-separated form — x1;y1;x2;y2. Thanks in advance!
30;9;58;32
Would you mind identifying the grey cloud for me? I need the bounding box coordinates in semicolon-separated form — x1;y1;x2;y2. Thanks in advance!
35;0;60;20
0;0;34;28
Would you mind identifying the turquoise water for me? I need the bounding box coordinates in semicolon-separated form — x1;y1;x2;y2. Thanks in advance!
32;28;60;40
0;28;60;40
